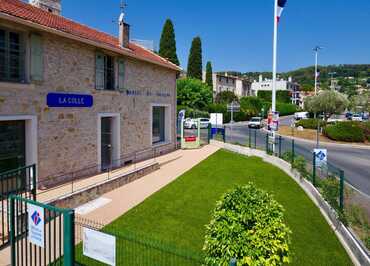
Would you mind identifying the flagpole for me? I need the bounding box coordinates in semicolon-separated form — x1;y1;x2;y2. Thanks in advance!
272;0;278;113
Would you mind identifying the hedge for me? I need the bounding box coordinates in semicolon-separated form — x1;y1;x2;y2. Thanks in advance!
257;91;292;103
204;183;291;265
324;121;365;142
296;119;326;129
277;102;299;116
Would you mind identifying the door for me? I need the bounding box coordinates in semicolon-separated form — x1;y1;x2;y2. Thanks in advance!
0;120;26;173
101;117;112;170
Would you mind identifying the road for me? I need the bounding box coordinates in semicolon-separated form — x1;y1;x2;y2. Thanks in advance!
224;123;370;196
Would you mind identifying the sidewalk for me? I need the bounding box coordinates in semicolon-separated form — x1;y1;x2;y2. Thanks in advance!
76;144;219;224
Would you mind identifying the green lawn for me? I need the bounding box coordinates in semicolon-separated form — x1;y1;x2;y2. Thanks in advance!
87;150;352;265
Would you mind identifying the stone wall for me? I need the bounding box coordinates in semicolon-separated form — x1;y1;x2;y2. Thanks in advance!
0;21;177;183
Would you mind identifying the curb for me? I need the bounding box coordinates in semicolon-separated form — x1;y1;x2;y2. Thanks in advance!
210;140;370;266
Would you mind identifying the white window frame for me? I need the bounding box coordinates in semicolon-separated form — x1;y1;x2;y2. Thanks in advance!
97;113;121;168
0;115;38;178
150;103;172;147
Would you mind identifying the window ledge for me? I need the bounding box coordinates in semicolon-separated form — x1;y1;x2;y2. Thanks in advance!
0;82;35;90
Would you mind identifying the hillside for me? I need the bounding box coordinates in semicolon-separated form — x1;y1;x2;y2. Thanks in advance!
243;64;370;94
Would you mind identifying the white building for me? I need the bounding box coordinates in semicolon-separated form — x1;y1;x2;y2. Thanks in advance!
251;75;302;106
203;72;251;98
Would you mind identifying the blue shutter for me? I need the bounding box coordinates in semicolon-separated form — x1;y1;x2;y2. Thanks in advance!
95;52;104;90
118;58;125;91
30;34;43;81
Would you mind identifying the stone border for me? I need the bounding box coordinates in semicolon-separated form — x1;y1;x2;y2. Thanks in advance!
210;140;370;266
46;162;159;210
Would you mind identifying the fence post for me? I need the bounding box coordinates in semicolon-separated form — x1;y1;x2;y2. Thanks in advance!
9;196;15;266
254;130;257;148
208;123;212;144
312;152;316;186
32;164;37;201
278;136;282;158
230;258;237;266
248;128;252;148
339;170;344;211
223;127;226;143
291;139;295;164
265;133;269;153
63;210;75;266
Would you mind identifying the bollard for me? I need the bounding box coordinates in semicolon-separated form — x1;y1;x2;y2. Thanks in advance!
339;170;344;211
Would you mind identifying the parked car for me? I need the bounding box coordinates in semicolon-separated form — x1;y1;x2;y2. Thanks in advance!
248;117;263;129
362;112;369;120
352;114;363;122
199;118;210;129
184;118;210;129
345;112;353;120
294;112;309;121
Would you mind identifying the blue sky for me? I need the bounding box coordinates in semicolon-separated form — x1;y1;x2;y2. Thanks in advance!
63;0;370;72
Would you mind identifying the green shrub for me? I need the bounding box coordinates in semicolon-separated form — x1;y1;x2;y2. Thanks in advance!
177;105;209;118
320;177;340;210
296;119;326;129
203;183;291;266
282;152;310;179
324;122;365;142
277;102;299;116
257;91;292;103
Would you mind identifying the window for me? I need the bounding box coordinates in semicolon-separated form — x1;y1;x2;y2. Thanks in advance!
0;29;25;83
152;106;166;144
96;53;115;90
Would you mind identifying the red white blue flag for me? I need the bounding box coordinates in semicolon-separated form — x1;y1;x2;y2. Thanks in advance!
277;0;287;23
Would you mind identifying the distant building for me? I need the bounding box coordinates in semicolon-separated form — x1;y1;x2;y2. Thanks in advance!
203;72;251;98
251;75;302;106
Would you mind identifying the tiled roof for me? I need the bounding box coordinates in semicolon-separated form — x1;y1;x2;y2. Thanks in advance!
0;0;180;71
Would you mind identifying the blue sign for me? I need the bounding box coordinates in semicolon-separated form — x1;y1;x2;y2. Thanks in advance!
47;93;93;108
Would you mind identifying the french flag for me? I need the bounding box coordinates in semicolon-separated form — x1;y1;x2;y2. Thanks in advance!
277;0;288;23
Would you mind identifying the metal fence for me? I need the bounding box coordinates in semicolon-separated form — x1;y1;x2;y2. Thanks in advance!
0;165;36;249
74;216;205;266
222;125;370;252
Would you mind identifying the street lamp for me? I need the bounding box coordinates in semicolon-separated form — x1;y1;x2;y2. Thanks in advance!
313;46;323;95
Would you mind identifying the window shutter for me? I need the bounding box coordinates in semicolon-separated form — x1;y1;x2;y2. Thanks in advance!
30;34;43;81
118;58;125;91
95;52;105;90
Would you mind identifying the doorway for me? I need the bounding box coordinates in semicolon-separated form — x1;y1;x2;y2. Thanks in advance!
98;114;120;171
101;117;113;170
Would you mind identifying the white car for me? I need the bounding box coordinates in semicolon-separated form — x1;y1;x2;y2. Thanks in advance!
248;117;263;129
352;114;363;122
184;118;210;129
294;112;309;121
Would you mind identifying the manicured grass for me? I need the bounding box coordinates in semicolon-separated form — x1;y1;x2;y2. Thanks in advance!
106;149;352;265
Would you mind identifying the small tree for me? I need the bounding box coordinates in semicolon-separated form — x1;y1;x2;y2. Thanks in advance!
159;19;180;66
205;61;213;87
177;78;212;110
305;90;349;120
215;91;238;104
187;37;203;80
240;96;263;118
349;93;370;113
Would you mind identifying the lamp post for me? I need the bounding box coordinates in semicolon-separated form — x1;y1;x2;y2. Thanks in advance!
313;46;323;96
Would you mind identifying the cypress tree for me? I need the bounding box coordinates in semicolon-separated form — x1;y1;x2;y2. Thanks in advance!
205;61;213;87
187;37;203;80
159;19;180;66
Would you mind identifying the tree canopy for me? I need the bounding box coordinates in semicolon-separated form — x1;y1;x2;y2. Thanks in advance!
304;90;349;119
177;78;212;110
159;19;180;66
205;61;213;87
215;91;238;104
187;37;203;80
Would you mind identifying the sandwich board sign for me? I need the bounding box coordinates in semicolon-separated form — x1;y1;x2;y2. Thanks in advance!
83;227;116;266
314;149;327;166
28;203;45;248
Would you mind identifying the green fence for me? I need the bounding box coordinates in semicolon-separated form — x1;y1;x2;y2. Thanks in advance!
0;164;36;249
74;216;205;266
9;194;75;266
222;126;370;251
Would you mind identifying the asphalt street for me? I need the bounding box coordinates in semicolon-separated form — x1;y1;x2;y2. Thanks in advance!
224;123;370;196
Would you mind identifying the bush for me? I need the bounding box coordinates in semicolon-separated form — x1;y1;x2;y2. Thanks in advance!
203;183;291;266
320;177;340;211
277;102;299;116
296;119;326;129
257;91;292;103
324;122;365;142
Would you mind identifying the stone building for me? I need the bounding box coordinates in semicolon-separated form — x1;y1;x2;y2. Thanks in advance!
0;0;180;185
